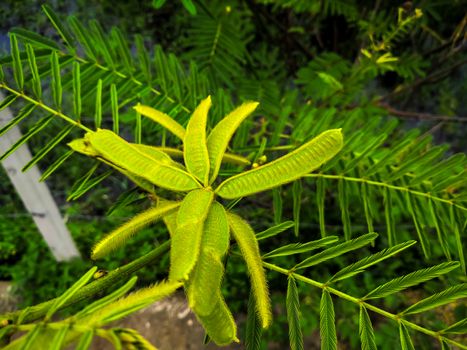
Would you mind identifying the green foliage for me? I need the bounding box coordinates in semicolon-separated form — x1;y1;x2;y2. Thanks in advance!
0;1;466;349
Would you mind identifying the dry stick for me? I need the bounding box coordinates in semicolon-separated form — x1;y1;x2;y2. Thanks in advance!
379;102;467;123
0;240;170;325
379;57;467;102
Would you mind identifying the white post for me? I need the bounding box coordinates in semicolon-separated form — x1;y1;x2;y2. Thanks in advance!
0;94;81;261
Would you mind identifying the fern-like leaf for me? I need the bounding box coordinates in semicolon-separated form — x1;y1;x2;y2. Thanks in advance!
287;276;304;350
294;233;378;270
364;262;460;299
359;306;377;350
320;290;337;350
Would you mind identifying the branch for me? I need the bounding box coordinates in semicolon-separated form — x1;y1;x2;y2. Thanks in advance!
0;240;170;325
263;261;467;350
379;57;467;101
379;102;467;123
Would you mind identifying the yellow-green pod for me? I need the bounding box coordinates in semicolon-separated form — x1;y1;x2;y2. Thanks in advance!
132;144;186;170
186;202;230;315
162;207;179;237
169;189;214;281
195;294;238;346
86;129;201;192
69;138;156;194
216;129;343;199
92;201;180;259
133;104;186;140
184;96;211;186
227;212;271;328
207;101;259;183
187;250;224;316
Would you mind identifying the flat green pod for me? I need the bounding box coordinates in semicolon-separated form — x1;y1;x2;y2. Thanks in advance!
185;202;230;315
92;201;180;259
69;138;156;193
202;201;230;255
207;101;259;183
169;189;214;281
162;207;179;237
187;249;225;316
216;129;343;199
227;212;272;328
184;96;211;185
132;144;186;170
196;293;239;346
133;104;186;140
85;129;201;192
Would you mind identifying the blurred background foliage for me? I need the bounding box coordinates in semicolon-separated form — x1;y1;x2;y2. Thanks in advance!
0;0;466;348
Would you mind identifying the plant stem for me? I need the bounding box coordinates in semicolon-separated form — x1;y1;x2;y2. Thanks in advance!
304;173;467;213
0;83;91;133
263;261;467;349
0;240;170;325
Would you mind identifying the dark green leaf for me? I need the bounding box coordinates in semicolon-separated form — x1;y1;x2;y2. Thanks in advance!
263;236;338;259
273;187;282;225
181;0;197;15
0;114;54;161
67;16;98;60
402;283;467;315
256;221;294;241
294;233;378;270
111;83;119;134
25;44;42;99
9;33;24;90
42;4;76;50
50;51;62;109
338;178;351;240
39;150;74;181
95;79;102;129
10;27;59;50
73;61;81;119
399;323;415;350
152;0;166;9
317;176;326;237
135;35;151;85
364;262;460;299
287;276;304;350
45;267;98;321
359;306;377;350
293;180;302;237
245;291;262;350
22;125;74;171
328;241;416;283
0;94;18;112
320;290;337;350
440;318;467;334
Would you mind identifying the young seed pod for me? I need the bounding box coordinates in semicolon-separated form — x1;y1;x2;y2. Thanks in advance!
227;212;272;328
216;129;343;199
195;294;239;346
184;96;211;185
86;129;201;192
169;189;214;281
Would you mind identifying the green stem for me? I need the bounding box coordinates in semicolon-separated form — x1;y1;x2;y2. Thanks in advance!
305;173;466;213
0;240;170;325
0;83;91;133
263;261;467;349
